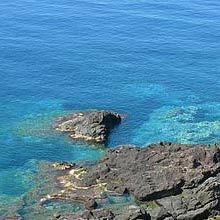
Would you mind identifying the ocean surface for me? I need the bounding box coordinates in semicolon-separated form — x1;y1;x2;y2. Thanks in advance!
1;0;220;216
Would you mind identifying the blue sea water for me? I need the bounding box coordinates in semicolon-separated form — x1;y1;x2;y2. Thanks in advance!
1;0;220;213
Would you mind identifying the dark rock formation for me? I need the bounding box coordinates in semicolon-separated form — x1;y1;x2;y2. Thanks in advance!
55;208;115;220
55;205;150;220
85;143;220;200
54;110;121;145
45;143;220;220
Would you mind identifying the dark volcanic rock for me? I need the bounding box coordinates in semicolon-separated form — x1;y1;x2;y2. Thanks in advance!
54;110;121;144
38;143;220;220
56;208;115;220
85;143;220;201
56;205;150;220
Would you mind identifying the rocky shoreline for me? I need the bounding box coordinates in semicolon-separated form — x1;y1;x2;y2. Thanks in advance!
2;110;220;220
50;110;220;220
43;142;220;220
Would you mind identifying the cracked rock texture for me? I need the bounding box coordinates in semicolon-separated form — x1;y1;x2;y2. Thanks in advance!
57;142;220;220
54;110;121;145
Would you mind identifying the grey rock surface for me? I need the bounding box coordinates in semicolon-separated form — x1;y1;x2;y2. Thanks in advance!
54;110;121;145
28;143;220;220
56;205;150;220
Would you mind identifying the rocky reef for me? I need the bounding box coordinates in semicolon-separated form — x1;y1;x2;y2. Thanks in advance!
37;142;220;220
54;110;121;145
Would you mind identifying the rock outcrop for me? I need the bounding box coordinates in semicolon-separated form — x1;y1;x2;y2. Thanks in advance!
45;142;220;220
54;110;121;145
55;205;150;220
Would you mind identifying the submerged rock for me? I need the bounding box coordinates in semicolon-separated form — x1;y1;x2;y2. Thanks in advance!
51;162;76;170
54;110;121;145
45;142;220;220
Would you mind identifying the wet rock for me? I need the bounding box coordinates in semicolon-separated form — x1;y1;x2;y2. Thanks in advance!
86;198;98;210
54;110;121;145
51;162;76;171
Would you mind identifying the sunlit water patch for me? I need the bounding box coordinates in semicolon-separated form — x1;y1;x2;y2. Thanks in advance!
0;99;105;213
0;160;38;216
133;102;220;145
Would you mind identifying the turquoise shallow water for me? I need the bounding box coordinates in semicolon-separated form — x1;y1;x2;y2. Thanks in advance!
1;0;220;213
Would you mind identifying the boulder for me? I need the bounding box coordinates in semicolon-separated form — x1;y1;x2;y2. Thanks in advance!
54;110;121;145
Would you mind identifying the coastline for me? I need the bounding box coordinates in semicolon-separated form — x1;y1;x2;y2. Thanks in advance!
2;111;220;220
2;142;220;220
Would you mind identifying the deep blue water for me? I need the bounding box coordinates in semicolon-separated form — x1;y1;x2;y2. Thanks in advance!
1;0;220;211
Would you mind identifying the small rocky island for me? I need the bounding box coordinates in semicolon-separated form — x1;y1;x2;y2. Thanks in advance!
54;110;121;145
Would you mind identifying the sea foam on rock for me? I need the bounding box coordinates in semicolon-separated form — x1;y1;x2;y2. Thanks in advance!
54;110;121;145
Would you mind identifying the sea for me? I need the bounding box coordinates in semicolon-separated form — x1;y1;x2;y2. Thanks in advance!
1;0;220;217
